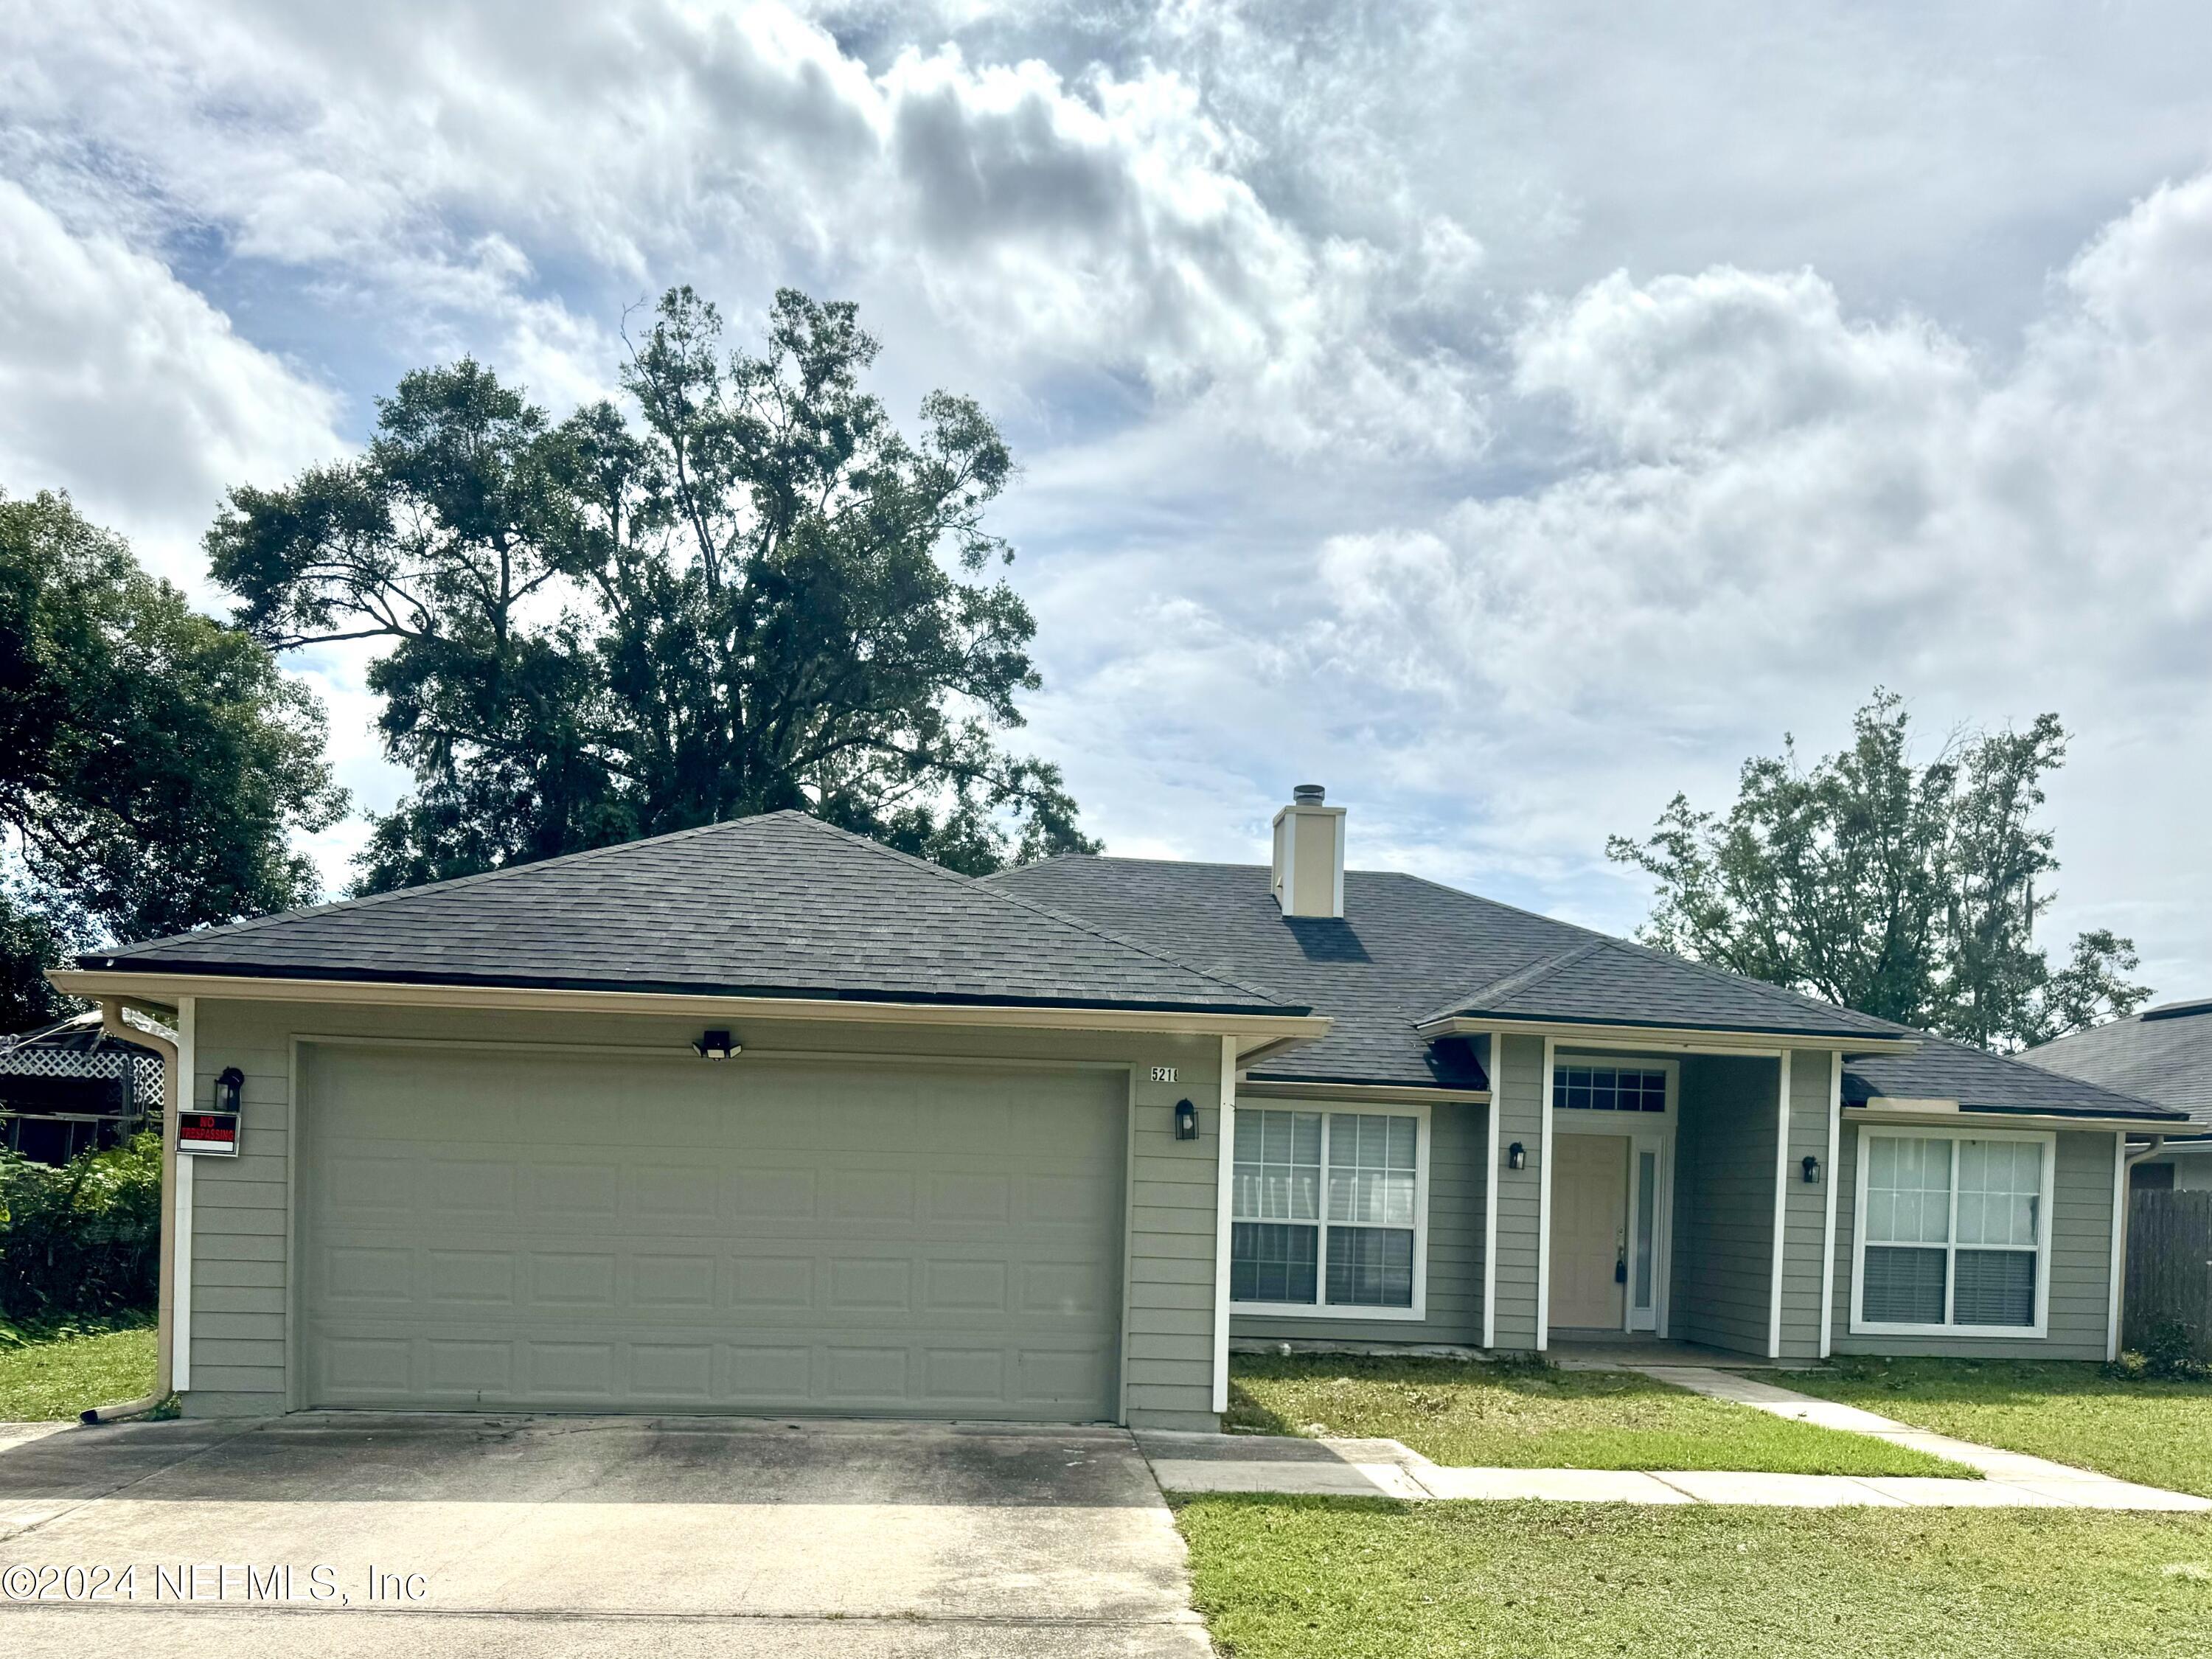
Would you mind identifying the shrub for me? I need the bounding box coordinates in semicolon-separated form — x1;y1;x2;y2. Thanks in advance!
0;1130;161;1321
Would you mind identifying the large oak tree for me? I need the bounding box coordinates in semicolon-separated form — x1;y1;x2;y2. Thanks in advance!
0;491;345;1029
209;287;1094;892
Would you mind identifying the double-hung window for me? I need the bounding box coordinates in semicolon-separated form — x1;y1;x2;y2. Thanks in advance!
1230;1108;1426;1317
1851;1127;2052;1335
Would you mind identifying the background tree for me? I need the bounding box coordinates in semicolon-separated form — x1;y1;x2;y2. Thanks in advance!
0;490;346;1029
209;286;1095;891
1606;689;2150;1050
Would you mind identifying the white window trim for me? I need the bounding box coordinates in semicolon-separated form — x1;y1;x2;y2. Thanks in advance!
1231;1100;1431;1321
1848;1122;2056;1340
1551;1055;1679;1123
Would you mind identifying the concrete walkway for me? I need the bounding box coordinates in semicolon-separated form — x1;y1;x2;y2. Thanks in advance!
1144;1366;2212;1511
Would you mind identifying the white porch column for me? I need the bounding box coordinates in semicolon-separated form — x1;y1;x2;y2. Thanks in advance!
1819;1052;1843;1357
1534;1036;1557;1352
1210;1032;1237;1415
173;993;196;1393
1482;1029;1502;1349
1766;1048;1792;1359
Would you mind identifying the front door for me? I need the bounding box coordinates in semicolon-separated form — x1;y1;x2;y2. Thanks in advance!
1550;1134;1628;1330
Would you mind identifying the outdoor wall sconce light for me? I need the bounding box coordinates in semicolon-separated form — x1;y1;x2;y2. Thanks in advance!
693;1029;741;1061
216;1066;243;1113
1174;1099;1199;1141
1506;1141;1526;1171
1802;1154;1821;1185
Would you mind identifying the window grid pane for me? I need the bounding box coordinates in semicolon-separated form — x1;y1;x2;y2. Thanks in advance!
1326;1113;1419;1227
1231;1222;1318;1304
1234;1109;1322;1222
1326;1226;1414;1307
1863;1245;1947;1324
1552;1065;1667;1113
1957;1140;2040;1248
1954;1249;2036;1326
1865;1135;1952;1245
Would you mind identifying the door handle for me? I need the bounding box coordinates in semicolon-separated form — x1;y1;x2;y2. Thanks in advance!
1615;1253;1628;1284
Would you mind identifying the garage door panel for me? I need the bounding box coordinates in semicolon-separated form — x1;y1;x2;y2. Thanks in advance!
302;1050;1126;1419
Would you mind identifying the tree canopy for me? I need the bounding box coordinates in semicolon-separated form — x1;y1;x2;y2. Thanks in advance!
209;285;1094;893
0;490;345;1029
1606;689;2150;1051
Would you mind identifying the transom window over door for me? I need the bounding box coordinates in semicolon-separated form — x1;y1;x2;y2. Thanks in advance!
1231;1108;1427;1317
1852;1127;2052;1336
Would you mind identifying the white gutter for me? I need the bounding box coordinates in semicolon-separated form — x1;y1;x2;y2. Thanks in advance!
81;999;184;1422
2108;1133;2168;1361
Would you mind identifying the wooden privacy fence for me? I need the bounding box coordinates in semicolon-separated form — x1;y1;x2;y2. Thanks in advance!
2126;1190;2212;1360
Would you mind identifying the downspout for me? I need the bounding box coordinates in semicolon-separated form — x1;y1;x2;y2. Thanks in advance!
2110;1134;2167;1360
80;1000;180;1424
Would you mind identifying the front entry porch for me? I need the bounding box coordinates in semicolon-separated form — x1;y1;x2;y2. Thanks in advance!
1537;1046;1834;1361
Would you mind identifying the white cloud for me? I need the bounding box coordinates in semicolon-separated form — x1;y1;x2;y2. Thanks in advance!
0;1;1482;456
0;180;345;588
1284;170;2212;980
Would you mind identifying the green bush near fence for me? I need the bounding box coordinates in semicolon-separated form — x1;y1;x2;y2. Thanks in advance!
0;1130;161;1324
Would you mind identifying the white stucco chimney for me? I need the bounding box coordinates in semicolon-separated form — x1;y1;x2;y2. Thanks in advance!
1271;784;1346;919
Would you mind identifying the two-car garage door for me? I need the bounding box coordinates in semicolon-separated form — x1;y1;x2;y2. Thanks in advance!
298;1045;1127;1420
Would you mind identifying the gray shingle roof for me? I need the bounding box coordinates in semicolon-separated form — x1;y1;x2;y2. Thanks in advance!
83;813;1304;1017
986;855;1910;1088
1845;1032;2187;1123
2020;998;2212;1132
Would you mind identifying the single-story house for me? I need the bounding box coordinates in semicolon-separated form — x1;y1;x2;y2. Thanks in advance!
52;790;2186;1430
2025;997;2212;1189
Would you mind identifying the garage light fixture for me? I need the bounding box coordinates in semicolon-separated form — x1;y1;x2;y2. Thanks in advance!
1801;1154;1821;1185
1506;1141;1526;1171
1174;1098;1199;1140
693;1029;741;1061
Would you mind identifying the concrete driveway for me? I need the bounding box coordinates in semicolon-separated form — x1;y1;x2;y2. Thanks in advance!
0;1414;1211;1656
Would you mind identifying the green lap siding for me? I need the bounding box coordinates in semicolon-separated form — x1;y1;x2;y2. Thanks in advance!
1830;1121;2119;1360
1672;1056;1779;1357
1491;1034;1545;1351
1778;1050;1834;1359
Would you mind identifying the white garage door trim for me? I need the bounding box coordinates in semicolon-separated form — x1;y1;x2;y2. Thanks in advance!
288;1035;1138;1422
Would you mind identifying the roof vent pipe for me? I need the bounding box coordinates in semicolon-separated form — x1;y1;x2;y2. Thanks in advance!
1272;785;1347;919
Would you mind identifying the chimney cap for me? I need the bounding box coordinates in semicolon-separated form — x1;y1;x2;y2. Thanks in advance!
1291;783;1326;806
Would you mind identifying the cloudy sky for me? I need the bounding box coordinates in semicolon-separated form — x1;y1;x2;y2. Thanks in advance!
6;1;2211;993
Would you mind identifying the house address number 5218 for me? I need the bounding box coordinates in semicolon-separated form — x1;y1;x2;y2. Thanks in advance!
1150;1065;1178;1083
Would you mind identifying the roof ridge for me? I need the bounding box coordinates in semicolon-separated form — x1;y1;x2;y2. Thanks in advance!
1427;941;1607;1024
765;816;1298;1008
1591;933;1919;1037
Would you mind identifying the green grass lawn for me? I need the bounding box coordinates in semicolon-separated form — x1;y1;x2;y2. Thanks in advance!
1178;1496;2212;1659
1774;1357;2212;1497
0;1319;158;1420
1226;1354;1969;1476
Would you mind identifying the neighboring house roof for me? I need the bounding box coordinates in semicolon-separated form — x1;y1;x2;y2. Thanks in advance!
1846;1032;2186;1124
986;856;1910;1089
2020;997;2212;1136
78;812;1304;1018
